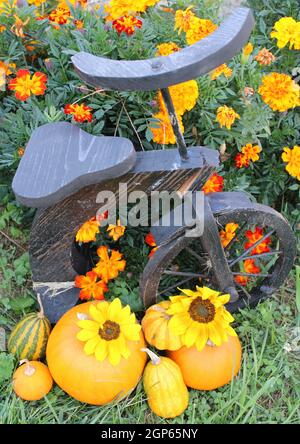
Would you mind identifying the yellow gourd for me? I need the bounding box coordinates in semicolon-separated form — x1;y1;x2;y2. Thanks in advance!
142;348;189;419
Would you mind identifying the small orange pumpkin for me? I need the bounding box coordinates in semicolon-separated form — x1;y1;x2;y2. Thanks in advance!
13;360;53;401
167;335;242;390
141;301;182;351
46;301;147;405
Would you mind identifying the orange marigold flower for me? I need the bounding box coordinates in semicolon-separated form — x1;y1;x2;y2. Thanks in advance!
202;172;224;194
145;232;157;258
49;5;71;25
245;227;271;255
244;259;261;275
64;103;93;123
93;246;126;282
10;15;30;38
220;223;239;248
107;219;126;241
17;147;24;157
75;271;108;301
156;42;180;56
243;42;253;56
255;48;276;66
235;153;250;169
151;110;184;145
113;15;142;35
235;275;249;286
157;80;199;116
216;105;240;130
0;61;15;76
241;143;262;162
210;63;232;80
186;17;217;45
28;0;46;6
74;19;84;29
174;6;196;34
8;69;47;101
258;72;299;112
282;145;300;181
0;25;6;33
76;217;100;243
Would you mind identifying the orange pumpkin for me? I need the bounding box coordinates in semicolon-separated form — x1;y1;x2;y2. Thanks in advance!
46;301;147;405
167;335;242;390
13;360;53;401
141;301;182;351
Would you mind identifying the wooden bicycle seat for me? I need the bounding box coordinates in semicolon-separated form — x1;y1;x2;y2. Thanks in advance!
12;122;137;208
72;7;254;91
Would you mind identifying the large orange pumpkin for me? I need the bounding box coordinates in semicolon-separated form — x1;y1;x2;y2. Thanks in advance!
167;336;242;391
46;301;147;405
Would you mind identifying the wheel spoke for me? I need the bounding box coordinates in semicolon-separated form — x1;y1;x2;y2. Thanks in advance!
164;270;206;278
229;250;282;265
184;246;204;263
225;222;247;252
229;229;275;268
232;271;272;278
159;277;197;295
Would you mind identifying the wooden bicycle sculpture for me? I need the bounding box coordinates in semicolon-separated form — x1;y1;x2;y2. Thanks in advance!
12;8;296;323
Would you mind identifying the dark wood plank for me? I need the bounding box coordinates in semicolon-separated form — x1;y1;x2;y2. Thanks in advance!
72;7;254;91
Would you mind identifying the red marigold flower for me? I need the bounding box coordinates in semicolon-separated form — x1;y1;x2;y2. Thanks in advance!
75;271;108;301
64;103;93;123
8;69;47;101
245;227;271;255
145;232;156;247
235;275;249;286
202;172;224;193
112;15;142;36
235;153;250;169
244;258;261;274
49;6;71;25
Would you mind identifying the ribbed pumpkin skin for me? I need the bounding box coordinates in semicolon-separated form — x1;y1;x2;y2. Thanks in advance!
46;302;147;405
167;336;242;391
13;361;53;401
142;301;182;351
143;356;189;418
8;313;51;360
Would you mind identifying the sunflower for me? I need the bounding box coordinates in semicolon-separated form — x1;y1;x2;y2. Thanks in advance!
77;299;142;366
166;286;237;351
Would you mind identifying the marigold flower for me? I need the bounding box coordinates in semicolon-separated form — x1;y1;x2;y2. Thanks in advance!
151;110;184;145
11;15;30;38
17;147;24;157
8;69;47;101
156;42;180;57
202;172;224;194
235;275;248;286
158;80;199;116
258;72;299;112
255;48;276;66
244;86;254;97
104;0;159;21
49;5;71;25
93;246;126;282
0;25;6;33
107;219;126;241
76;217;100;243
216;105;240;130
244;227;271;255
186;17;218;45
219;223;239;248
0;61;15;76
28;0;46;5
270;17;300;50
64;103;93;123
74;19;84;29
76;298;141;366
235;153;250;169
75;271;108;301
243;42;253;56
282;145;300;181
244;259;261;275
241;143;261;162
174;6;196;34
210;63;232;80
145;232;157;258
166;286;236;350
112;15;142;36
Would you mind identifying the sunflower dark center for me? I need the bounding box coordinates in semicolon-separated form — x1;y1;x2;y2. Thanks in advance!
99;320;120;341
188;297;216;323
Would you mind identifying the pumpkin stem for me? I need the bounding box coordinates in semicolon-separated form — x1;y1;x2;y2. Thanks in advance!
37;293;45;319
20;359;36;376
141;348;161;365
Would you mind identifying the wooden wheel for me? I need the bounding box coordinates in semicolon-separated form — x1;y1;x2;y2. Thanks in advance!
140;203;296;312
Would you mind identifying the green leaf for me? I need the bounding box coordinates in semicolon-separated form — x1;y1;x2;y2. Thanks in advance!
0;353;15;383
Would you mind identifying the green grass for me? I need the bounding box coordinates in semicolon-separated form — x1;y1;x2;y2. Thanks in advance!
0;241;299;424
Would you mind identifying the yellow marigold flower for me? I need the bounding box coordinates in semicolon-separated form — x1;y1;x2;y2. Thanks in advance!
27;0;46;6
93;246;126;282
104;0;159;21
158;80;199;116
210;63;232;80
255;48;276;66
241;143;262;162
282;146;300;181
156;42;180;57
174;6;196;34
0;61;15;76
107;219;126;241
270;17;300;50
166;286;237;351
77;298;142;366
258;72;300;112
216;105;240;130
243;42;253;56
76;217;100;243
186;17;218;46
151;110;184;145
220;223;239;248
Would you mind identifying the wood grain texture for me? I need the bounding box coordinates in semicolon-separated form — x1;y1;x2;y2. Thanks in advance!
12;122;137;208
72;7;254;91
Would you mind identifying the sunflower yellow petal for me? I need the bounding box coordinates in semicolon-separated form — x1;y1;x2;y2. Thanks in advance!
77;320;99;330
115;305;131;324
183;321;200;348
108;340;122;366
108;298;122;320
168;313;192;335
208;323;222;346
89;305;105;324
76;329;98;341
195;328;208;351
121;323;141;341
84;336;101;355
226;325;237;336
95;340;108;362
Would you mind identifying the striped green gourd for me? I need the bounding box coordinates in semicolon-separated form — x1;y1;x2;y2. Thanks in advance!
8;295;51;360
